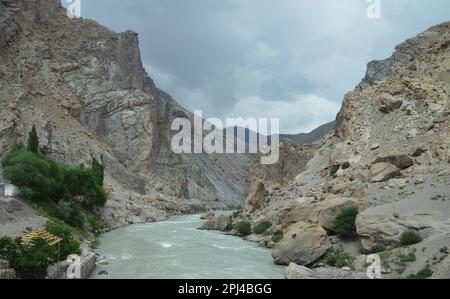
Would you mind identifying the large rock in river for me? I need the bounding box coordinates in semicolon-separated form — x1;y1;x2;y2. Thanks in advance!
199;215;231;232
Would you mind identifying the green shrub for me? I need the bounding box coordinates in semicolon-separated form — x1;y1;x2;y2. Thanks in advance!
56;200;85;227
400;230;422;246
62;164;108;207
408;267;433;279
335;207;358;236
253;221;272;235
87;216;105;233
233;221;252;236
272;232;284;243
46;222;81;261
27;125;39;154
0;236;56;279
399;252;417;263
341;162;351;170
326;248;354;268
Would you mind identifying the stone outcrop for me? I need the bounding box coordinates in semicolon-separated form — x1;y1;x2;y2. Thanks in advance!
272;222;330;266
378;93;403;113
368;163;401;183
243;140;321;218
275;195;364;231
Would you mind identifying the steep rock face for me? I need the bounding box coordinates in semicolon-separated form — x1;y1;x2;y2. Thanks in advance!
0;0;251;229
243;139;321;218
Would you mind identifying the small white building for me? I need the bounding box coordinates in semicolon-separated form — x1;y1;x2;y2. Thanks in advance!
0;181;19;198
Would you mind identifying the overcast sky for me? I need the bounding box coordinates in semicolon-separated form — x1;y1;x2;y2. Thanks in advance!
70;0;450;134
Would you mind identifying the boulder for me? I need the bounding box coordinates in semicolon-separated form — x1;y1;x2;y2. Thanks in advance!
276;196;363;231
368;163;401;183
373;154;414;170
356;211;406;250
313;196;364;231
272;222;330;266
285;263;367;279
378;93;403;113
199;214;230;232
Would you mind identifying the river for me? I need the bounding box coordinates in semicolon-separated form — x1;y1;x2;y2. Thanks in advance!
90;214;285;279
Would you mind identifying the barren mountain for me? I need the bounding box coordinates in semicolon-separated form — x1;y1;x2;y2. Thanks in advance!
0;0;251;230
242;22;450;279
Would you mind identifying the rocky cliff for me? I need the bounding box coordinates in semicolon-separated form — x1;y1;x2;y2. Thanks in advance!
243;22;450;278
0;0;251;230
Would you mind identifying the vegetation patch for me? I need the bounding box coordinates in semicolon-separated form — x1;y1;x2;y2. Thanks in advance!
0;221;80;279
325;248;354;269
233;221;252;236
335;207;358;236
0;236;55;279
271;231;284;243
1;127;107;230
341;162;351;170
408;267;433;279
400;230;422;246
399;252;417;263
253;221;272;235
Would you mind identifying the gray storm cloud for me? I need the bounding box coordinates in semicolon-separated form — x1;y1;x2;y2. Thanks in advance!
71;0;450;134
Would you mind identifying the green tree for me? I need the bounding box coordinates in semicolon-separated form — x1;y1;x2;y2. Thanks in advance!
2;147;64;202
91;158;104;186
46;222;81;261
0;236;56;279
2;146;108;208
56;199;85;227
27;126;39;154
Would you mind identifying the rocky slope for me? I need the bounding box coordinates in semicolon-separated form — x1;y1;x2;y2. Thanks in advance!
0;0;251;231
242;22;450;278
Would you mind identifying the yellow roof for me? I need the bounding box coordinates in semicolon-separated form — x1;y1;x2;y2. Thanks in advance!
21;230;62;247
